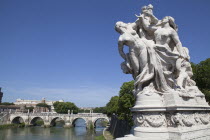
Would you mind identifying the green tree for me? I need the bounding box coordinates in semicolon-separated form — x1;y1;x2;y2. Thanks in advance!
106;96;119;116
78;109;90;113
93;107;107;114
0;102;14;105
105;81;135;126
26;106;34;112
53;102;79;114
191;58;210;102
36;103;50;108
119;81;134;97
117;81;135;126
192;58;210;90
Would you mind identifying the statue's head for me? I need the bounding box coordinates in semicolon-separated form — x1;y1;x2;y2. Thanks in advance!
141;4;153;15
147;4;153;14
141;6;147;14
115;21;127;34
161;16;178;31
115;21;138;36
161;16;170;24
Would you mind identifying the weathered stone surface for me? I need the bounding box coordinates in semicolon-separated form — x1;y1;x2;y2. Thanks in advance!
115;4;210;140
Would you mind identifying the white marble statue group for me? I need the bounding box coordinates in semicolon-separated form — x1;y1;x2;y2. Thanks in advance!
116;4;203;98
115;5;210;140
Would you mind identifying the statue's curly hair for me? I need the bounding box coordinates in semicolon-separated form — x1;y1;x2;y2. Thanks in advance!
165;16;178;32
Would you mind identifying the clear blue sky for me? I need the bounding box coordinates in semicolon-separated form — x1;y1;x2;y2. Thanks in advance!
0;0;209;107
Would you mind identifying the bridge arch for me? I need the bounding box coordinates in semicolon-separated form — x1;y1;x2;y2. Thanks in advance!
72;118;87;127
93;118;109;128
30;117;44;126
50;117;65;127
11;116;24;124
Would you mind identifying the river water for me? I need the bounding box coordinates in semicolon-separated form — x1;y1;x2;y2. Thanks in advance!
0;119;105;140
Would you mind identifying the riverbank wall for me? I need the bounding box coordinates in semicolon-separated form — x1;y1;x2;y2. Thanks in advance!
108;115;131;138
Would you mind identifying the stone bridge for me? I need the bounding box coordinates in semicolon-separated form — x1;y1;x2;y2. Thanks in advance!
9;112;109;128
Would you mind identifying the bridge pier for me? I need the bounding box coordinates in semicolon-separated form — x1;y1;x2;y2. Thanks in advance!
63;122;73;128
24;124;32;127
86;120;94;129
44;122;51;128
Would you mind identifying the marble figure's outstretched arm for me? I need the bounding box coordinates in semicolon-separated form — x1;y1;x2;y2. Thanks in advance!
171;30;187;59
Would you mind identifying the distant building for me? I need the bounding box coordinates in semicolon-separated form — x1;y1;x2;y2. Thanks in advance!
0;88;3;103
13;98;64;113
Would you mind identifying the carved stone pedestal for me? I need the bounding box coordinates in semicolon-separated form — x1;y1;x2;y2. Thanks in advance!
130;110;210;140
117;92;210;140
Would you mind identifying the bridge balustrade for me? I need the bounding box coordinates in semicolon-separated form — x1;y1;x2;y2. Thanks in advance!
12;112;107;117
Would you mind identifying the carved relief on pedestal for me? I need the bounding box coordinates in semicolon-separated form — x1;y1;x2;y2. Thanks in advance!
181;113;195;127
169;112;210;127
134;112;166;127
199;112;209;125
134;111;210;128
